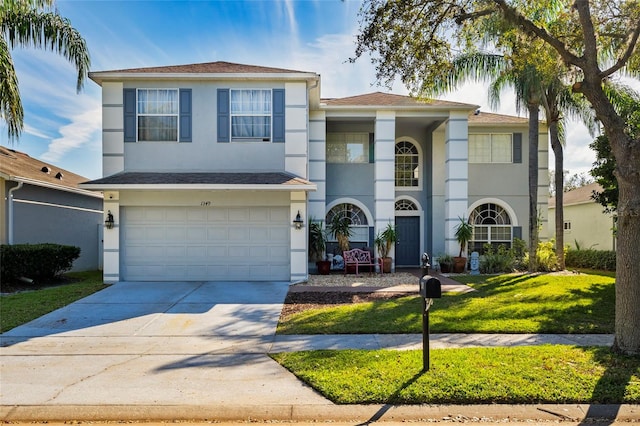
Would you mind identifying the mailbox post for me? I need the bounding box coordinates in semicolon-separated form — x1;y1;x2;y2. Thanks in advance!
419;275;441;371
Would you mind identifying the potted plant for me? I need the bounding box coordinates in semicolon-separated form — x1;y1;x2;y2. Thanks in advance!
328;214;352;253
309;218;330;274
375;222;397;273
453;216;473;273
438;253;454;273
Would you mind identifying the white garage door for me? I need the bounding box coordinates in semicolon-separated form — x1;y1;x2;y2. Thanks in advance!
122;206;290;281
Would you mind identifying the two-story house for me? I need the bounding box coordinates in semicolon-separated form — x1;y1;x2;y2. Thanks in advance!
82;61;548;283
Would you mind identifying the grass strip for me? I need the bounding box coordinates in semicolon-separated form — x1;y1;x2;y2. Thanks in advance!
277;273;615;334
0;271;108;332
272;345;640;404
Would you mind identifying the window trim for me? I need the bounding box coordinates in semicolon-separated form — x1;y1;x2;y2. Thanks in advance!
136;88;180;143
469;133;513;164
394;137;423;191
229;88;273;142
325;198;373;245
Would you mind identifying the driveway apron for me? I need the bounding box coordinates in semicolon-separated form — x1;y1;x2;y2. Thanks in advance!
0;281;329;407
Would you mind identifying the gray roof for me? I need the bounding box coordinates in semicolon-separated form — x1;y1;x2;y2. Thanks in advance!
81;172;314;187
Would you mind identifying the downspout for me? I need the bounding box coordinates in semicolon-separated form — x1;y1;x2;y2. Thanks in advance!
8;181;23;244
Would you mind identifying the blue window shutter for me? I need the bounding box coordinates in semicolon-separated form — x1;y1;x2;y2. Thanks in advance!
513;133;522;163
179;89;192;142
272;89;285;143
123;89;136;142
217;89;230;142
369;133;375;163
513;226;522;240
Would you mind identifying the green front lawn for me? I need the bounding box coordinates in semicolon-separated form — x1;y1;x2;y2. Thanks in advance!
0;270;108;332
277;273;615;334
272;345;640;404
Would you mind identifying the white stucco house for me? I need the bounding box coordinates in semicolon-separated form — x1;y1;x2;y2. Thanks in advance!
81;61;548;283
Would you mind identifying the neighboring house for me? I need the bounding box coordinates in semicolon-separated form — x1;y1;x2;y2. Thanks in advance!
548;182;616;251
81;61;548;283
0;146;104;271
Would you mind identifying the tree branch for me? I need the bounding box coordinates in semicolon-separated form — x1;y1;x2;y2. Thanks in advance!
490;0;584;69
601;20;640;78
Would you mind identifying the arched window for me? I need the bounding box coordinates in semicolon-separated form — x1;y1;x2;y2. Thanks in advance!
325;203;369;245
469;203;513;252
395;140;419;187
395;199;418;211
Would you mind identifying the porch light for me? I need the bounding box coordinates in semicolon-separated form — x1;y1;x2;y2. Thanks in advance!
293;211;304;230
105;210;115;229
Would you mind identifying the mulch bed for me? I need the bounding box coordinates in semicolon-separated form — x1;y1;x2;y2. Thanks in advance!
281;291;411;316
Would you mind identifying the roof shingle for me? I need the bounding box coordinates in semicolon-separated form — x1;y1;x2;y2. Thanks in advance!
90;61;314;76
0;146;92;190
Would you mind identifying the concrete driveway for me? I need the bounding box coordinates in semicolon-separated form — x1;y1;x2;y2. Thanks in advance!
0;281;328;411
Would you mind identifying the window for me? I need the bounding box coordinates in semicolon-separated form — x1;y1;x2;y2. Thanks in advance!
469;134;513;163
395;199;418;211
137;89;179;142
564;221;571;231
327;133;370;163
395;140;419;187
469;203;513;252
326;203;369;243
230;89;271;141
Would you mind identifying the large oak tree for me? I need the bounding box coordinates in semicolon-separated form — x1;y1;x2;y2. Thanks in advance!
354;0;640;354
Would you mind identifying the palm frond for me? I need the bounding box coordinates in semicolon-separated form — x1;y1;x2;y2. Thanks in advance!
0;36;23;141
1;8;90;92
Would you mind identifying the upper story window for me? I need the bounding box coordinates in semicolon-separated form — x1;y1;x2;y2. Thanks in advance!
327;133;371;163
137;89;179;142
469;133;513;163
230;89;272;141
395;140;419;187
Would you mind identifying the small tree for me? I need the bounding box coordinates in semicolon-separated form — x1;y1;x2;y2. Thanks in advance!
329;215;352;252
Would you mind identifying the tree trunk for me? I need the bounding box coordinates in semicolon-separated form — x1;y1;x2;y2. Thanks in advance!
527;102;540;272
578;75;640;355
549;121;565;270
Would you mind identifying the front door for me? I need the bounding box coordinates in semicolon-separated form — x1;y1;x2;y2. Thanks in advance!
395;216;420;267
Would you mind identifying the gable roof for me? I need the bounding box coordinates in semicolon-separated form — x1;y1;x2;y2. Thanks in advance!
321;92;477;110
549;182;603;207
0;146;101;197
89;61;319;85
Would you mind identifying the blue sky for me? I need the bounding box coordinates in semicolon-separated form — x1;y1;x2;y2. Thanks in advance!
2;0;626;180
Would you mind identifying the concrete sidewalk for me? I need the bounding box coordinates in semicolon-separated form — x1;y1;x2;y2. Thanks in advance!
271;332;615;352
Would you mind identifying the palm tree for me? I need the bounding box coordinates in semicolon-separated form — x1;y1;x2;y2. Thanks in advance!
0;0;90;141
541;79;597;270
430;51;545;271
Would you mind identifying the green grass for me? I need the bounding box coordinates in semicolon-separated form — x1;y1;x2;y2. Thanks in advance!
0;271;108;333
272;345;640;404
277;273;615;334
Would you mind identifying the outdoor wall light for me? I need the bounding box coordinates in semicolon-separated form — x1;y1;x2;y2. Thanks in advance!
293;210;304;229
105;210;115;229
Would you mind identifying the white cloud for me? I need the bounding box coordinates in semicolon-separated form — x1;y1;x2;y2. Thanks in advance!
40;102;101;163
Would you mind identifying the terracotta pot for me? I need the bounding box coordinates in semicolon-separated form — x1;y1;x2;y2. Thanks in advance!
453;257;467;273
382;257;392;273
316;260;331;275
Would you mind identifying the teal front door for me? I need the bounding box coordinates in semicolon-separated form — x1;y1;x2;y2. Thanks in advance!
395;216;420;267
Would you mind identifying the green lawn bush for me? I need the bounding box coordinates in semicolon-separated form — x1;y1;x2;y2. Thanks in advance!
566;249;616;271
1;243;81;284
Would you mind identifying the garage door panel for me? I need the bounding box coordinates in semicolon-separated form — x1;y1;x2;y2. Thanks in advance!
123;206;290;281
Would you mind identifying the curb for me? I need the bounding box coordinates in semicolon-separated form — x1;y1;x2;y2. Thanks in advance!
2;404;639;422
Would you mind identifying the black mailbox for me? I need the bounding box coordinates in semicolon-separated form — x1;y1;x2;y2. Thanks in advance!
419;275;441;299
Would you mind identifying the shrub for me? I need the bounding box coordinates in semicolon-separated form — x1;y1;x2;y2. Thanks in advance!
0;244;81;284
566;249;616;271
480;244;515;273
535;240;558;272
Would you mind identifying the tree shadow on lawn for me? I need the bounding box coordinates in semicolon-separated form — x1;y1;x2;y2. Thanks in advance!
356;371;423;425
579;347;640;424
